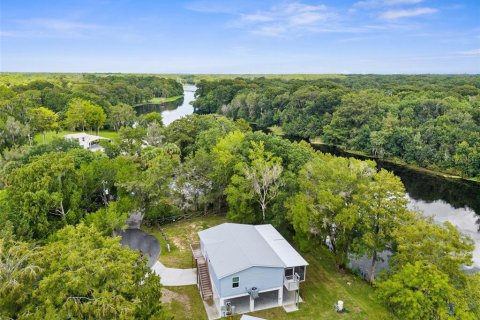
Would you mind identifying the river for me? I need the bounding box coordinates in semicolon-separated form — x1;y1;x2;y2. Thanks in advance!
314;144;480;272
161;84;196;126
135;84;196;126
144;85;480;271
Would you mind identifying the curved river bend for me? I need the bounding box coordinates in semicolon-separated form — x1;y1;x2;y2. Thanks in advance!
135;84;196;126
160;84;196;126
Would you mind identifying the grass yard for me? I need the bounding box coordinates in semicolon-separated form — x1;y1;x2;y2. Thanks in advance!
34;130;119;144
143;215;228;269
148;95;183;103
161;285;209;320
146;215;393;320
243;247;393;320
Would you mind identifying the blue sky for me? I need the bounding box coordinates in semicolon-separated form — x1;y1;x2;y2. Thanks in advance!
1;0;479;73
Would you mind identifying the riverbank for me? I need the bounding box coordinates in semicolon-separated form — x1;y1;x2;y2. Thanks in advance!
148;95;183;103
266;125;479;184
309;141;480;184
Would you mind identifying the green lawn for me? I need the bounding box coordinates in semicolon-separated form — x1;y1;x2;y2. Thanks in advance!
161;285;210;320
143;215;228;269
148;95;183;103
146;216;393;320
34;130;119;144
243;247;392;320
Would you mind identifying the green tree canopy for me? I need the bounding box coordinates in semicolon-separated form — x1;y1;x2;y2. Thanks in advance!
109;103;136;131
0;224;171;319
28;106;58;143
286;153;376;267
377;261;475;320
65;98;106;134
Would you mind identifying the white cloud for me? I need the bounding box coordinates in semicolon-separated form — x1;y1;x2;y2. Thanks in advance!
240;14;274;23
2;18;132;40
0;31;18;37
252;24;288;37
233;2;335;37
25;19;102;32
353;0;423;9
384;0;424;5
289;11;327;26
379;7;438;19
184;1;246;14
456;48;480;56
191;0;442;37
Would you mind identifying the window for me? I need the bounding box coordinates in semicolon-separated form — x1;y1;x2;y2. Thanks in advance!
232;276;240;288
284;267;293;278
294;266;306;281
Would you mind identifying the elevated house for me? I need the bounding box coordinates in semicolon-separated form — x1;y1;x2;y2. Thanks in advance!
190;223;308;317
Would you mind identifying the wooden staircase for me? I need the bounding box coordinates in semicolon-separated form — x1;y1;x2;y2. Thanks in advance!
198;258;213;300
190;243;213;300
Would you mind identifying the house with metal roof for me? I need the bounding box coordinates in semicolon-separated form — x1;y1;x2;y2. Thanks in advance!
64;132;109;151
190;223;308;318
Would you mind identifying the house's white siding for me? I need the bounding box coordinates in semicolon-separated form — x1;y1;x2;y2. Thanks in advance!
218;266;284;298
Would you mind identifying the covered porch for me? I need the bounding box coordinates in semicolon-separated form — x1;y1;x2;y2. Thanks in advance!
221;288;280;316
217;287;302;317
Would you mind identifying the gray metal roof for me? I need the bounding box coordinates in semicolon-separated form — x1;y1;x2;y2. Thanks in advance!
198;223;308;279
255;224;309;268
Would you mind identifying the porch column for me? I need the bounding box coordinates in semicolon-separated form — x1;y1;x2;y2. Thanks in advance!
219;297;225;316
278;287;283;306
250;295;254;312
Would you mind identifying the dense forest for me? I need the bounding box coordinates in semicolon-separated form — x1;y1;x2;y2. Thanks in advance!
1;74;480;319
0;74;184;319
192;75;480;179
0;74;182;149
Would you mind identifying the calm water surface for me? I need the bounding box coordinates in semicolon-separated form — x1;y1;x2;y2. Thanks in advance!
135;84;196;126
315;144;480;271
161;84;196;126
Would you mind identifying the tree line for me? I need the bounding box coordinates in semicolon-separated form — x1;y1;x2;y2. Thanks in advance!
0;74;183;149
192;75;480;179
0;74;184;319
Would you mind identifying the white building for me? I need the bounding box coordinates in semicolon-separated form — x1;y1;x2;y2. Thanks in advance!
64;132;109;151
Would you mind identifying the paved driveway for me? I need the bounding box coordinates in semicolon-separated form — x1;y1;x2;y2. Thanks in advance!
152;261;197;286
120;228;161;268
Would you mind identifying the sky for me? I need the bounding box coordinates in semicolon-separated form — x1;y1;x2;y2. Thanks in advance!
0;0;479;74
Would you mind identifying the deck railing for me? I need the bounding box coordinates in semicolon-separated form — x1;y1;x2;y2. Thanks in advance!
284;274;300;291
189;243;213;300
190;243;203;260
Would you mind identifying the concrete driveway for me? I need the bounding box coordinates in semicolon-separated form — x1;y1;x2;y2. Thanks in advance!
152;261;197;286
120;224;197;286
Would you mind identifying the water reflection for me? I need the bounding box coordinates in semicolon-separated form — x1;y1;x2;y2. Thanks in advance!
161;85;196;126
135;98;184;114
134;84;197;126
408;197;480;271
313;144;480;269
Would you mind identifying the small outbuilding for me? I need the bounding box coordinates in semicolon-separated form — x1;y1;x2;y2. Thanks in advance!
191;223;308;317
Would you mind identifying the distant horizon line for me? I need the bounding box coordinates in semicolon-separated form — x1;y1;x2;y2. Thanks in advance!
1;71;479;76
